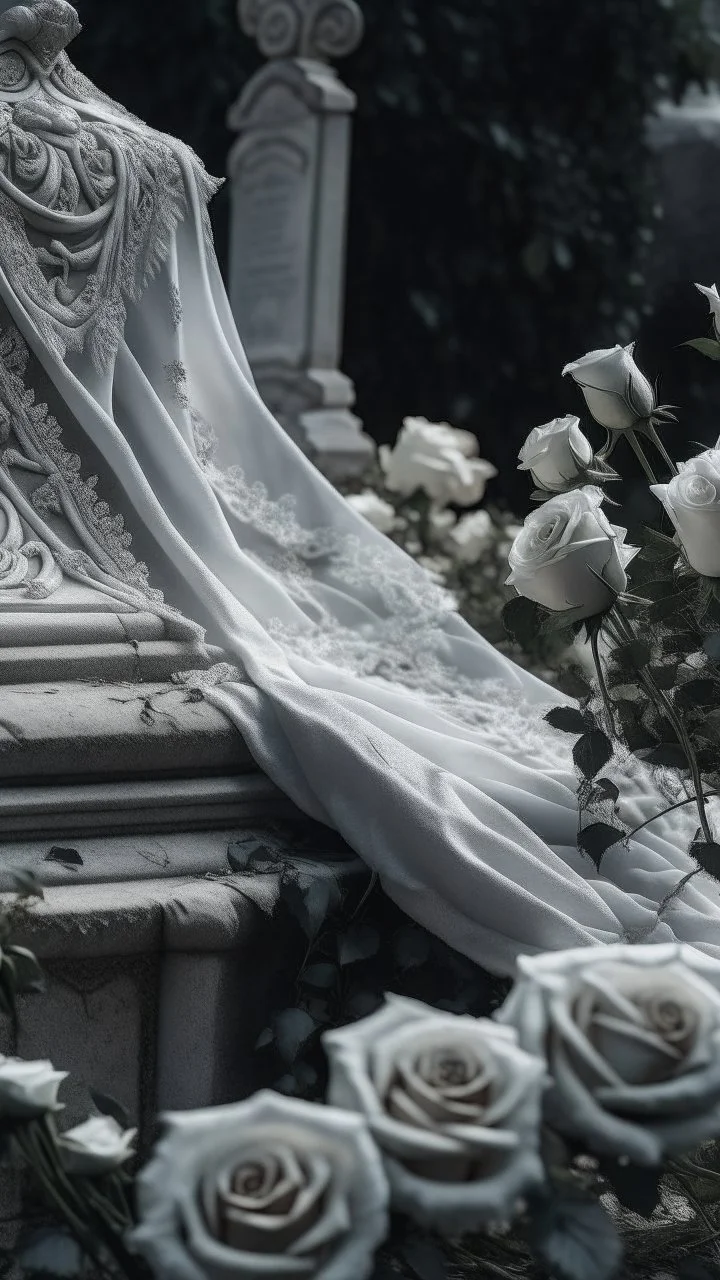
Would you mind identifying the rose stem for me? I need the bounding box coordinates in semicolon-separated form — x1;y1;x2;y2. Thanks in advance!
641;419;679;476
37;1118;144;1279
625;428;659;485
624;790;720;842
591;621;617;737
611;605;714;844
13;1128;114;1278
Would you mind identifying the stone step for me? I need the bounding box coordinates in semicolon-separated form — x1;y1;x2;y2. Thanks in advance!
0;774;300;840
0;639;226;684
0;680;253;781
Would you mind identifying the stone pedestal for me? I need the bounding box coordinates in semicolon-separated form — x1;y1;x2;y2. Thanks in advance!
229;0;375;480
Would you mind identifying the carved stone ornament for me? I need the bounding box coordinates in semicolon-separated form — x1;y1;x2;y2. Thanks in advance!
238;0;364;62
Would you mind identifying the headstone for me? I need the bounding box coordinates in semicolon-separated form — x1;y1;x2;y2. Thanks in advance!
229;0;375;480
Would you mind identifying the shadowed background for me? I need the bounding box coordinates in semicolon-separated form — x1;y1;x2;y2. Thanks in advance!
70;0;720;512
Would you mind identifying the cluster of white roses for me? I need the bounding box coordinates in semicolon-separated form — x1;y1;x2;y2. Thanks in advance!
347;416;500;565
129;942;720;1276
508;315;720;619
12;942;720;1279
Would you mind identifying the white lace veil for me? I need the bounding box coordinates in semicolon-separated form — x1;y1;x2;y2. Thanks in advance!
2;0;720;974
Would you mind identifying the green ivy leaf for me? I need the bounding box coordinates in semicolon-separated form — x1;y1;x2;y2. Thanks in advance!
573;731;613;779
528;1194;623;1280
577;823;625;870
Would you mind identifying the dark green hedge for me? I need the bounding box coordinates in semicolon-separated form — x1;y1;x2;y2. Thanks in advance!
71;0;713;506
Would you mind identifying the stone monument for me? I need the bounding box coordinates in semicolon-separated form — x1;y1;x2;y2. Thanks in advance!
228;0;375;480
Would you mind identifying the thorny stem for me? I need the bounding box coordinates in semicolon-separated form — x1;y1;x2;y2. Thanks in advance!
625;428;659;485
612;604;714;844
13;1128;114;1278
590;622;616;737
641;418;679;477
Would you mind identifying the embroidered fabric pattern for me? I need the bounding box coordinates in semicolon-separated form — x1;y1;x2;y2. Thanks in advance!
0;54;222;372
188;435;572;767
0;325;173;608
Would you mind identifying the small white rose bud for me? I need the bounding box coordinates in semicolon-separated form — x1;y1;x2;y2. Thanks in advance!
563;344;655;432
58;1115;137;1177
695;283;720;340
518;415;593;492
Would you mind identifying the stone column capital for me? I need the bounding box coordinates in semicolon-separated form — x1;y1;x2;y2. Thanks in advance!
238;0;364;63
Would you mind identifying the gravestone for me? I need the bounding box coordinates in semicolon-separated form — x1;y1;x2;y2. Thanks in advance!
228;0;374;480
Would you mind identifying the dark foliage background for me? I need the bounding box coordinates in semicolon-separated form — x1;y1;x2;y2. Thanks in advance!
72;0;718;509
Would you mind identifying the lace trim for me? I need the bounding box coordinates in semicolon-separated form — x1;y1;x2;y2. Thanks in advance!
0;325;190;620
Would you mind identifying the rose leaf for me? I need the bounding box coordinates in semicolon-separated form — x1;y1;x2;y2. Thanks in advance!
637;744;689;769
339;923;381;965
675;679;718;711
577;823;625;870
7;945;44;995
398;1236;448;1280
613;639;651;670
592;777;620;805
272;1008;319;1064
597;1156;662;1217
394;925;432;971
544;706;595;736
703;633;720;661
690;840;720;879
678;1258;720;1280
683;337;720;361
573;731;613;780
89;1089;131;1131
227;836;281;874
18;1227;85;1278
528;1193;623;1280
44;847;83;869
502;595;543;647
301;962;337;990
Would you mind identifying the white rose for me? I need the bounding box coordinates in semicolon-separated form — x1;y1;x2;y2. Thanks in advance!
324;995;547;1234
695;282;720;339
346;490;397;535
58;1115;137;1177
445;509;494;563
563;344;656;432
517;415;594;493
498;943;720;1166
0;1055;66;1118
131;1091;389;1280
505;486;638;618
650;448;720;577
379;417;497;508
428;507;457;540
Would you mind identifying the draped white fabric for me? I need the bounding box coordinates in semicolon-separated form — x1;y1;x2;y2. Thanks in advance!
3;24;720;974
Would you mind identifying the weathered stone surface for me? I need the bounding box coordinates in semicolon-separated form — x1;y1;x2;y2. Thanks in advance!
0;680;253;780
229;22;374;478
